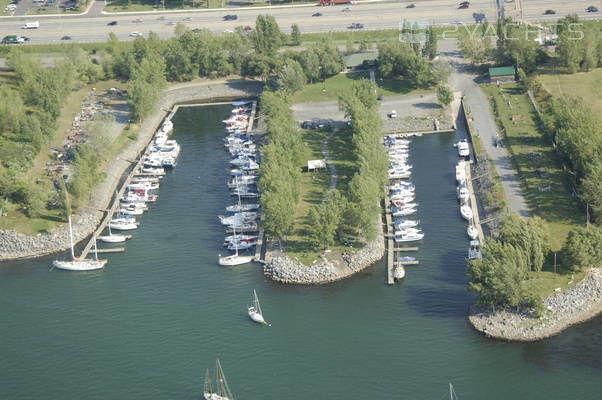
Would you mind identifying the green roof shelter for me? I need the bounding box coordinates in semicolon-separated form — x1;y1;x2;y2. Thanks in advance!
489;66;516;84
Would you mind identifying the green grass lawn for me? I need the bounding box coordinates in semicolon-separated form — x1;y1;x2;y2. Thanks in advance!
537;67;602;115
292;71;433;103
105;0;222;12
524;268;587;302
482;83;584;250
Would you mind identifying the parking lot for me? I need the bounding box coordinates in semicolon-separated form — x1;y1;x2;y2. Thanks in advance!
9;0;77;16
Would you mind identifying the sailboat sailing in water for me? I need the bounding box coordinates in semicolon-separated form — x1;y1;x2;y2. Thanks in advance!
204;359;234;400
248;289;268;325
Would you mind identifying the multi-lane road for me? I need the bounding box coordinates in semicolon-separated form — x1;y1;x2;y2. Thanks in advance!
0;0;600;44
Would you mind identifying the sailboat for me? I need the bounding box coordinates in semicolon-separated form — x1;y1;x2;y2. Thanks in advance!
53;216;107;271
204;359;234;400
248;289;267;325
218;224;254;266
98;224;128;243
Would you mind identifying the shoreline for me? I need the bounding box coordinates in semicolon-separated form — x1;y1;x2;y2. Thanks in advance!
0;79;263;262
468;268;602;341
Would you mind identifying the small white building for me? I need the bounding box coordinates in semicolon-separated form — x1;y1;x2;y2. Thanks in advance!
307;159;326;172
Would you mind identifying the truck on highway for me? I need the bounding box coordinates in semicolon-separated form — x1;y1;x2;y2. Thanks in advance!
2;35;25;44
319;0;356;5
22;21;39;29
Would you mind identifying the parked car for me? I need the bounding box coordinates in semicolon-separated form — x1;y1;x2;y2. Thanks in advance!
586;6;598;12
390;110;398;118
544;9;555;14
223;14;237;20
108;21;117;26
312;12;322;17
61;36;72;40
458;4;469;9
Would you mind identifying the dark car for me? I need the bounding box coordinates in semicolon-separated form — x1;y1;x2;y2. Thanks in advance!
406;3;415;8
459;1;470;5
586;6;598;12
223;14;237;20
182;17;192;21
61;36;72;40
312;12;322;16
458;4;469;9
349;23;364;29
21;36;30;41
108;21;117;26
544;9;556;14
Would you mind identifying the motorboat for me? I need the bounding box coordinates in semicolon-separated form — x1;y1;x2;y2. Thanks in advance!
392;201;417;209
52;217;107;271
456;162;466;183
109;220;138;231
389;171;411;180
394;230;424;242
460;204;473;221
131;176;159;184
120;202;147;210
119;206;144;215
395;227;422;236
225;222;258;232
398;256;417;262
140;167;165;176
393;264;406;280
390;182;415;192
392;207;417;217
457;183;470;203
468;240;483;260
467;224;479;240
128;181;159;191
395;218;419;228
456;139;470;158
225;203;260;213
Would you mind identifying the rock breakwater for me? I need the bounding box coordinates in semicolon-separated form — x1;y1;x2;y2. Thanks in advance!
468;268;602;341
263;226;385;284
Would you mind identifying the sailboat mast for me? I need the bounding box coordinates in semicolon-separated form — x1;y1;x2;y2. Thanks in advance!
93;235;98;260
68;215;75;260
217;359;225;397
254;289;263;316
204;369;213;394
449;383;453;400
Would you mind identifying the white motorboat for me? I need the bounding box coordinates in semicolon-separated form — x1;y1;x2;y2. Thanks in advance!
457;139;470;158
389;171;411;179
394;230;424;242
457;183;470;203
119;206;144;216
394;264;406;280
248;289;267;325
395;218;419;228
98;225;128;243
128;182;159;191
392;207;417;217
460;204;473;221
456;162;466;183
225;203;260;213
467;224;479;240
468;240;483;260
161;119;173;134
395;227;422;236
204;359;234;400
398;256;417;262
120;202;147;210
131;176;159;184
140;167;165;176
109;220;138;231
52;217;107;271
391;201;417;209
390;183;415;192
390;195;415;204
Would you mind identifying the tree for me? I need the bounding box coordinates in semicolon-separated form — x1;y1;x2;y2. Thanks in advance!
346;38;354;54
290;24;301;46
308;195;342;251
431;59;451;84
561;227;602;271
498;214;550;272
276;59;306;94
175;22;189;37
580;160;602;222
422;25;437;60
57;176;71;221
437;85;453;107
253;15;282;57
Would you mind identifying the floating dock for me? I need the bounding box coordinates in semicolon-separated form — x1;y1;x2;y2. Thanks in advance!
465;162;485;243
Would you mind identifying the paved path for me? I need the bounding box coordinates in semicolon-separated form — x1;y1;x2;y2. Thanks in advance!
321;129;338;203
441;40;530;217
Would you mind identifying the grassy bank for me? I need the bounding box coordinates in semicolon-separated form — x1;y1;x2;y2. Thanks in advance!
537;67;602;114
292;71;433;103
481;82;583;250
105;0;223;12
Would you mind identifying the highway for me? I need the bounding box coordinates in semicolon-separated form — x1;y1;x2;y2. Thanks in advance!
0;0;600;44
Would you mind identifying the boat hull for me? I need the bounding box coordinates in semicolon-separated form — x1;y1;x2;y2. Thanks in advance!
218;255;254;266
53;259;106;271
248;308;265;324
98;235;127;243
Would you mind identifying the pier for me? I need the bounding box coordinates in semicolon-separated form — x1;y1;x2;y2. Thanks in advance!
465;162;485;243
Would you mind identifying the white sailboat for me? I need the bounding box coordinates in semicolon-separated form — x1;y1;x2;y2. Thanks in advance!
218;224;254;266
248;289;268;325
460;204;473;221
467;224;479;240
52;216;107;271
393;263;406;280
98;224;128;243
203;359;234;400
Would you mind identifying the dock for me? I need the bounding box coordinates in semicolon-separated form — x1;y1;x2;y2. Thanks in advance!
95;247;126;253
385;189;395;284
465;162;485;243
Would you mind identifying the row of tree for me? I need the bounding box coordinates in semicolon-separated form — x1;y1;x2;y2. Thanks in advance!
555;15;601;74
376;41;436;88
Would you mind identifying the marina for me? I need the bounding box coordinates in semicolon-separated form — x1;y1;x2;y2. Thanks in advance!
2;105;601;400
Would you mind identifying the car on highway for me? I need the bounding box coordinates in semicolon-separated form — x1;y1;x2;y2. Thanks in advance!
192;28;202;32
21;36;30;41
312;12;322;17
349;23;364;29
459;1;470;5
458;4;469;9
183;17;192;21
223;14;237;20
544;9;556;14
342;7;351;11
158;16;166;20
586;6;598;12
108;21;117;26
406;3;415;8
167;21;176;25
133;18;144;23
129;32;143;37
61;36;72;40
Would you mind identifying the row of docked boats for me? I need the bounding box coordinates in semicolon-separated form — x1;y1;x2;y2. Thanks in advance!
51;119;179;271
454;140;482;260
218;101;260;266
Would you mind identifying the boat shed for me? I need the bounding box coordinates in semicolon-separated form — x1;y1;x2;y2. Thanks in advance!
489;66;516;84
307;159;326;172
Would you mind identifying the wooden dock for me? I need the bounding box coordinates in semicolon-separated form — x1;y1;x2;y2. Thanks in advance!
385;189;395;285
246;100;257;136
465;162;485;243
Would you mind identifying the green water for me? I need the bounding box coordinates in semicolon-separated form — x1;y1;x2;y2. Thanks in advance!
1;105;601;399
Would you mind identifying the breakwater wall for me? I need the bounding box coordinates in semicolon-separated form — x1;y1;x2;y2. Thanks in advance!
468;268;602;341
0;79;263;261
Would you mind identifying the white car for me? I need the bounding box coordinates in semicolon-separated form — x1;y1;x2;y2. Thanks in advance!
5;4;17;11
390;110;398;118
129;31;143;37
